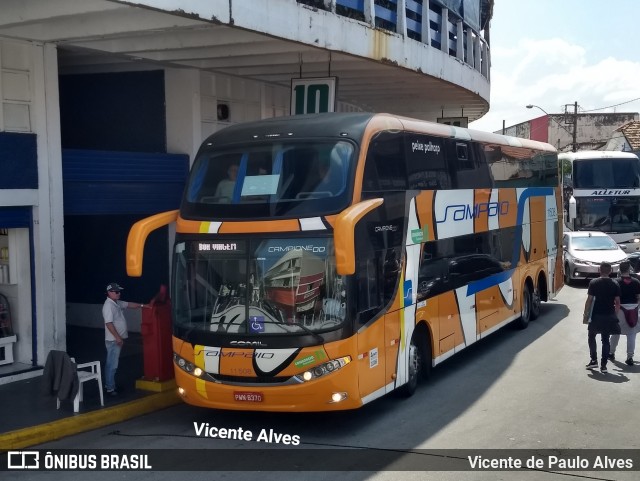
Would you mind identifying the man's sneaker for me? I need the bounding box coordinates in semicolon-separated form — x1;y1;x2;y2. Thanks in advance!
106;389;118;396
608;353;615;361
626;358;635;366
586;359;598;368
600;365;608;373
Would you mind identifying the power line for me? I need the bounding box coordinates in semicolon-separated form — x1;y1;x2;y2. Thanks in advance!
581;97;640;113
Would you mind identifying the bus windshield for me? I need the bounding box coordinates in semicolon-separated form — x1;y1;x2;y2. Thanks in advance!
573;157;640;189
574;197;640;234
183;140;355;217
173;237;347;335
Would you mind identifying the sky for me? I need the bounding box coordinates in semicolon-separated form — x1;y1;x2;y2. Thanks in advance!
468;0;640;133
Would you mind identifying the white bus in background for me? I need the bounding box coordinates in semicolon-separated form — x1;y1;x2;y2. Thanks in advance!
563;151;640;252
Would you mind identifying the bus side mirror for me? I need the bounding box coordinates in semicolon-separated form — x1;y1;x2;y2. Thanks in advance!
333;198;384;276
568;196;577;220
126;210;179;277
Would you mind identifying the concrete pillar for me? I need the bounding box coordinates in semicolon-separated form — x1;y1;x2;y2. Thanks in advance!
31;42;66;363
396;0;407;37
481;39;489;78
364;0;375;25
421;0;431;45
165;68;201;164
440;7;449;53
474;33;481;71
456;20;464;61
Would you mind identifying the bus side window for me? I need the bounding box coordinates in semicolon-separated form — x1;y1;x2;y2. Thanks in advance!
417;239;451;300
451;140;492;189
405;134;451;190
382;247;402;306
362;132;406;193
456;142;473;170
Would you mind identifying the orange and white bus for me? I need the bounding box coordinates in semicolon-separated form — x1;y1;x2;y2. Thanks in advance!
127;113;562;411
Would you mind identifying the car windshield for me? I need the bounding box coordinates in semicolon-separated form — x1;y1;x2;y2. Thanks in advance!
571;236;618;250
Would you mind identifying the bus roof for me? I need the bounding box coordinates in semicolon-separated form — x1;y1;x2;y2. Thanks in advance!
199;113;557;153
558;150;640;161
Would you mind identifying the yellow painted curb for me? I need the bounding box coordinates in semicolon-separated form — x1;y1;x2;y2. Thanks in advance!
0;390;181;450
135;378;177;392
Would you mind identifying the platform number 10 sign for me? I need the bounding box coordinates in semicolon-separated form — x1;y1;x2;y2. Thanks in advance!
291;77;337;115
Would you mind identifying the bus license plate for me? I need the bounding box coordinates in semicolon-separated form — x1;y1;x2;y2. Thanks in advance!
234;391;263;402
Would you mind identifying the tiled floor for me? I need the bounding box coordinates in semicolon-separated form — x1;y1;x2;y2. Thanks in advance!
0;326;152;434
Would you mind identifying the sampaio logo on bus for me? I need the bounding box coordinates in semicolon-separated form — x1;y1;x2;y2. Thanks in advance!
204;351;276;359
437;201;509;223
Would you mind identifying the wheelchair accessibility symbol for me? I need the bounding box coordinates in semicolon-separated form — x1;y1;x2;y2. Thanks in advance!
249;316;264;333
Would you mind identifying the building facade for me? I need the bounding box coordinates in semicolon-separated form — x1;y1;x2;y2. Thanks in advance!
603;120;640;157
0;0;493;382
502;112;639;152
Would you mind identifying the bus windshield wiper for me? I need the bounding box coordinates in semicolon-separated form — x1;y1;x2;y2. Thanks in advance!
265;314;324;343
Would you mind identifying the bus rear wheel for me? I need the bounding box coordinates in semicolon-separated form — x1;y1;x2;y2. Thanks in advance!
514;283;532;330
531;285;541;320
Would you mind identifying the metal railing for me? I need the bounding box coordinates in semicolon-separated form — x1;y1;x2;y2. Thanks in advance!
297;0;489;79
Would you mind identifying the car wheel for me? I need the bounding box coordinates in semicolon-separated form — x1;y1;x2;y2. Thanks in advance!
564;263;572;286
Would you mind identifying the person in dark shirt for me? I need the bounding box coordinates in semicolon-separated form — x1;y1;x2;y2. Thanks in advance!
611;261;640;366
583;262;621;373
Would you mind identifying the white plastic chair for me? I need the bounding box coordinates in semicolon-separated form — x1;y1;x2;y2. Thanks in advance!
56;358;104;413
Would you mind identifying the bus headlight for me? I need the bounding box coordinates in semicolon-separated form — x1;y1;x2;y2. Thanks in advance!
295;356;351;382
330;392;348;403
174;353;199;375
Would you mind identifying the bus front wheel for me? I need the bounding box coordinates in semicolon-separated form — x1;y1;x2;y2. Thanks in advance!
397;328;430;397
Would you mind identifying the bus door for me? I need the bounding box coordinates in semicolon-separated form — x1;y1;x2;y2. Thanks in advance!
354;254;386;400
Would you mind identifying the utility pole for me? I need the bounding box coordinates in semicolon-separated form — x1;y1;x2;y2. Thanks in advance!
572;101;578;152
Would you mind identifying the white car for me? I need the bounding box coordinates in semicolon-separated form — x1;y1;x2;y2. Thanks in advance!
562;231;627;285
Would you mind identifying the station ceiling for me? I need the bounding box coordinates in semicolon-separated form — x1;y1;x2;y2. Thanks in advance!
0;0;490;122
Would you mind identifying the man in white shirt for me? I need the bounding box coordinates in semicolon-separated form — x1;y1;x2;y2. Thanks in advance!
103;282;147;395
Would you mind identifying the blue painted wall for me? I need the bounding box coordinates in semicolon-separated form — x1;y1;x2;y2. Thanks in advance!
59;70;166;153
58;70;184;305
0;132;37;189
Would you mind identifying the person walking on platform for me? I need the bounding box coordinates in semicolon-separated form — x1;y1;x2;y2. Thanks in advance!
103;282;148;395
583;262;621;373
611;261;640;366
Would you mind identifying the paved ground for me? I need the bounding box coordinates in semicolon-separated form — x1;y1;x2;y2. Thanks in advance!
2;283;639;481
0;327;179;449
7;286;640;481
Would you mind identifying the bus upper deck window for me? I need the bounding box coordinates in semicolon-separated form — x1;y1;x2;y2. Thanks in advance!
456;143;474;170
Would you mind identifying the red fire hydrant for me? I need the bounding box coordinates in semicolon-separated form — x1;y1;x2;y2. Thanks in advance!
140;285;174;381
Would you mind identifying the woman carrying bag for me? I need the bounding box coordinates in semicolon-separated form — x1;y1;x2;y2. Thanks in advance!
611;261;640;366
